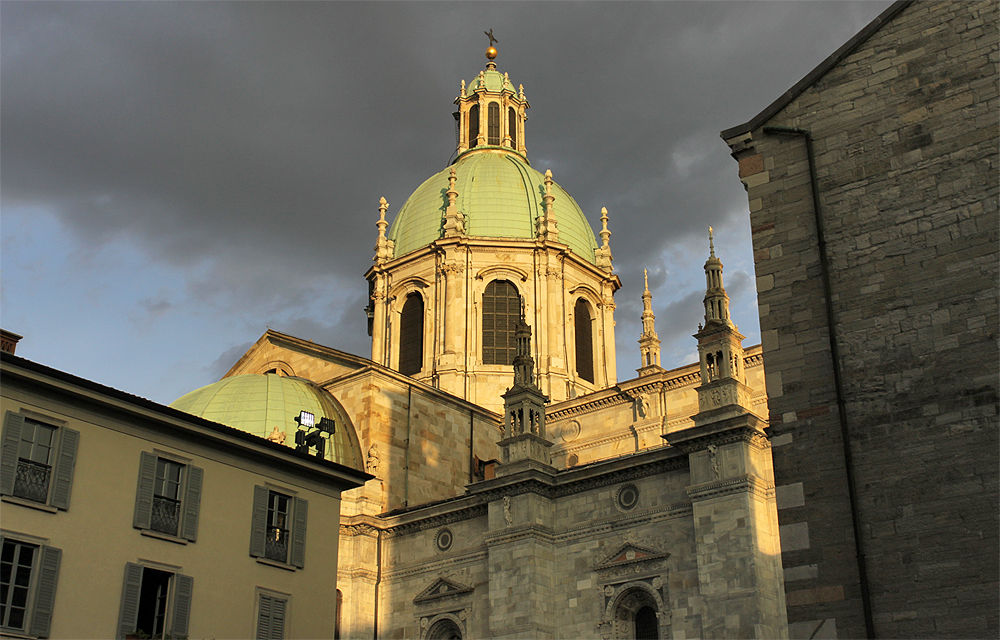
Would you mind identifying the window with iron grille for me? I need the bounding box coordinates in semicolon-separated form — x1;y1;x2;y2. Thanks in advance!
467;104;479;147
251;486;308;569
151;459;183;536
133;452;203;542
1;412;79;510
575;298;595;383
0;536;61;637
488;102;500;145
398;292;424;376
508;107;517;148
482;280;519;365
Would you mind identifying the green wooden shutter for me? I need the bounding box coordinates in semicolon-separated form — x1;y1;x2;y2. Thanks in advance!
49;428;79;510
256;594;273;639
29;545;62;638
133;452;156;529
270;596;286;639
181;465;203;542
171;573;194;637
290;497;308;568
256;594;286;640
117;563;144;639
1;412;25;495
250;486;268;557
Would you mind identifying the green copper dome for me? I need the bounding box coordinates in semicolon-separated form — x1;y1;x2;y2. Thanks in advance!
388;150;600;263
170;374;364;471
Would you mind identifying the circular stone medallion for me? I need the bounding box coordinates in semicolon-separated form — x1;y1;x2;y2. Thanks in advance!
435;527;454;552
616;483;640;511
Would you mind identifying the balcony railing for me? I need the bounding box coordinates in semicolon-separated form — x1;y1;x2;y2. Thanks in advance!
151;495;181;536
265;526;288;563
13;459;51;503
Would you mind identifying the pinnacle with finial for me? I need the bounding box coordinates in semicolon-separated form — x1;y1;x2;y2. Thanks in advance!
644;268;649;293
709;226;716;257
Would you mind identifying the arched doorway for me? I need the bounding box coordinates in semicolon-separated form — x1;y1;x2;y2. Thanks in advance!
613;587;660;639
426;617;462;640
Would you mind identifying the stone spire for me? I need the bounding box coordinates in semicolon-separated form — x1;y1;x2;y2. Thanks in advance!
595;207;613;271
536;169;559;241
442;166;465;237
374;197;394;264
498;301;552;475
693;229;751;415
703;226;733;327
637;268;662;376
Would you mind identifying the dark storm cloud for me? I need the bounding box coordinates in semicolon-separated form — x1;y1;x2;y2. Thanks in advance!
2;1;893;372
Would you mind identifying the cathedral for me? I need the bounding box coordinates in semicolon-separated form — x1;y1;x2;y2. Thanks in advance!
170;45;786;639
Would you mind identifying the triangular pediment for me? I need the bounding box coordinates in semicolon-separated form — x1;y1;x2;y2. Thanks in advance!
594;543;670;570
413;577;474;604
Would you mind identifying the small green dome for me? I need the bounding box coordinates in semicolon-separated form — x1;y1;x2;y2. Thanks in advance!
388;150;600;262
467;69;515;94
170;374;364;471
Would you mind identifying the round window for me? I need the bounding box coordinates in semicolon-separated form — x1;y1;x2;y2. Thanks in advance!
616;483;640;511
435;527;454;552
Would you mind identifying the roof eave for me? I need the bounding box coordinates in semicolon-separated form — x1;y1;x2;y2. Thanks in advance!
720;0;913;141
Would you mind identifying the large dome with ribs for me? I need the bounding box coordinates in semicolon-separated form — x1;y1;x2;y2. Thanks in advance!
387;149;600;263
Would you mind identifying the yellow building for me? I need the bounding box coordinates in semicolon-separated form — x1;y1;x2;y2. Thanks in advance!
1;350;369;638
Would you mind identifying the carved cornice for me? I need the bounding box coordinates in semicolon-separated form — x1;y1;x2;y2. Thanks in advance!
383;550;488;581
552;456;687;499
668;420;770;454
547;392;632;421
484;523;556;545
340;523;381;538
383;504;488;539
686;473;773;502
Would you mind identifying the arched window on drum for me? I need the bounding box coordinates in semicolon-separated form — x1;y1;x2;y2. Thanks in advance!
487;102;500;145
482;280;519;366
575;298;595;383
467;104;479;148
508;107;517;148
398;292;424;376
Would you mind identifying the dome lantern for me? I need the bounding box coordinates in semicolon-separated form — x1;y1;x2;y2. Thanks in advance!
454;40;528;160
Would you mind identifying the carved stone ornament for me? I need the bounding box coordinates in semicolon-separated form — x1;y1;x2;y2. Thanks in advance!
366;443;381;476
266;425;286;445
413;577;474;605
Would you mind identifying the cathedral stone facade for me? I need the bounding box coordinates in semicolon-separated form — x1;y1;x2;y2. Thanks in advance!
187;48;787;639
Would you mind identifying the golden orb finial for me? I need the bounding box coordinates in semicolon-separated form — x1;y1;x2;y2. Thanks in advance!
486;46;497;60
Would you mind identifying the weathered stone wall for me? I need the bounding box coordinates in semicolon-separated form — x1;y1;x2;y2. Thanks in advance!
725;1;999;637
372;457;705;640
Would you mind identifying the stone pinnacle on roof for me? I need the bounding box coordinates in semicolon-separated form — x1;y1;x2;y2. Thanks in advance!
595;207;614;271
442;166;465;237
374;197;394;264
637;267;662;375
537;169;559;242
703;227;734;329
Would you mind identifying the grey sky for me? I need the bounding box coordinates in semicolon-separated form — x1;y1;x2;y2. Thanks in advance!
1;1;894;405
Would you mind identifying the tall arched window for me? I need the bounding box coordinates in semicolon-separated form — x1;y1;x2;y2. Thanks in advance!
468;104;479;148
399;292;424;376
508;107;517;148
488;102;500;145
575;298;594;383
483;280;519;365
